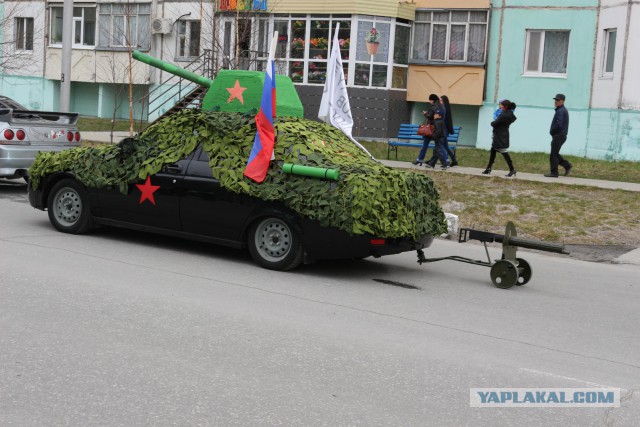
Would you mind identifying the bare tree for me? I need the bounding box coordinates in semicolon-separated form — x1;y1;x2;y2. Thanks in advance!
95;1;149;135
95;51;132;142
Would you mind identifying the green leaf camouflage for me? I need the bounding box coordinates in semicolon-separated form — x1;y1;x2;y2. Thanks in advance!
29;110;447;239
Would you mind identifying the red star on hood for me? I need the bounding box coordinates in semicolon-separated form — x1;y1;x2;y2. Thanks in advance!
226;80;247;104
136;176;160;205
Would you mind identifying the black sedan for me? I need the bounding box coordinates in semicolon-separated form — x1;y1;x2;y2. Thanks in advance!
28;145;434;270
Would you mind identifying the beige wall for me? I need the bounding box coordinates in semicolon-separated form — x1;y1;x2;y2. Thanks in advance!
270;0;416;20
407;66;485;105
45;49;151;85
413;0;490;9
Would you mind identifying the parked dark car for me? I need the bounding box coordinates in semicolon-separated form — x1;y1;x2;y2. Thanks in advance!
0;96;81;180
28;145;434;270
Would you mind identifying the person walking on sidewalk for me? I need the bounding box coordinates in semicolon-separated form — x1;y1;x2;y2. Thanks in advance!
427;109;450;170
545;94;572;178
412;94;442;166
482;99;517;177
424;95;458;168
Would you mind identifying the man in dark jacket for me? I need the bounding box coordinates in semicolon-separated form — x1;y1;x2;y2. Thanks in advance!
545;94;572;177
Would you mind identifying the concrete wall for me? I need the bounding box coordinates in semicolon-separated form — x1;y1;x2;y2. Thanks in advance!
0;75;52;111
411;102;479;147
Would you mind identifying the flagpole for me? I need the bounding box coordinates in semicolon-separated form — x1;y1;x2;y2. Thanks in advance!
268;31;278;64
318;23;375;160
268;31;278;160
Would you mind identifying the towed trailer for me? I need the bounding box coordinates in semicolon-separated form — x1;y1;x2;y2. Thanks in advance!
417;222;569;289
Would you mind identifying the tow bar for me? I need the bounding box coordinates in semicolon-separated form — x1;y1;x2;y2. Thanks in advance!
417;222;569;289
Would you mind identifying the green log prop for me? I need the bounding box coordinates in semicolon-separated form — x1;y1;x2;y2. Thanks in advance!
282;163;339;181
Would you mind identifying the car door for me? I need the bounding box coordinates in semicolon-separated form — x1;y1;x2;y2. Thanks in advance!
180;148;253;242
95;155;192;230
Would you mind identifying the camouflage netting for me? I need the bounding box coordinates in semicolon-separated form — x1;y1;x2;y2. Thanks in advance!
30;110;447;239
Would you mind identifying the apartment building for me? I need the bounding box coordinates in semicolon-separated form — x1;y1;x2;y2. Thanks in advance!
1;0;638;158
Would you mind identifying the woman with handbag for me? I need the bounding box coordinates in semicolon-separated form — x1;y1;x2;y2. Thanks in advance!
412;94;442;165
423;95;458;168
482;99;517;177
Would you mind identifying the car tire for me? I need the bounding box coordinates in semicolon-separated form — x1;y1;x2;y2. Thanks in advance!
47;178;92;234
248;216;303;271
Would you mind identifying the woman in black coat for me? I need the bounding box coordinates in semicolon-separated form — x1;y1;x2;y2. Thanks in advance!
482;99;517;177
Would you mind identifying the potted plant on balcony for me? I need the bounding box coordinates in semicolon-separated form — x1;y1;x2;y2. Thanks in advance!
365;28;380;55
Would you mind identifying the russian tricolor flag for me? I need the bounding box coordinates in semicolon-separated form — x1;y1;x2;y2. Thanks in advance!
244;60;276;183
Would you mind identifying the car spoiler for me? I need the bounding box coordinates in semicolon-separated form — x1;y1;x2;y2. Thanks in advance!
0;108;79;126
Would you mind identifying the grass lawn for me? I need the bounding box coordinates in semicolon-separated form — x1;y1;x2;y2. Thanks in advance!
427;172;640;246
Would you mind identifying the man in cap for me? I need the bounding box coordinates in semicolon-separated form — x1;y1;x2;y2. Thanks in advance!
544;94;572;177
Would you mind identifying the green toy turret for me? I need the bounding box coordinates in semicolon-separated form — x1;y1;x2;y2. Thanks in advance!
132;50;304;117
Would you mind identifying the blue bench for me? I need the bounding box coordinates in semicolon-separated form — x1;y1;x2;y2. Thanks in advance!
387;124;461;160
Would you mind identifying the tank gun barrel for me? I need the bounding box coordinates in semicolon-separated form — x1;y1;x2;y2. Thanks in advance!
132;50;212;88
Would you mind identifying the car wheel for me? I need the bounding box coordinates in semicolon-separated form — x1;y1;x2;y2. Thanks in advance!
248;216;303;271
47;178;92;234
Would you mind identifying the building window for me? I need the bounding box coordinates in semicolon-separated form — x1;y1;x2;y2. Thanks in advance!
602;28;616;77
98;4;150;49
411;10;488;64
15;17;34;51
355;17;390;87
524;30;570;76
176;20;201;60
51;6;96;46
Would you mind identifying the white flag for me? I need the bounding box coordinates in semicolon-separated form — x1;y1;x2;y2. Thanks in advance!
318;24;373;158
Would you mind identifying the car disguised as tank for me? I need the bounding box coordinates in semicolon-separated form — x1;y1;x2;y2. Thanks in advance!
28;109;446;270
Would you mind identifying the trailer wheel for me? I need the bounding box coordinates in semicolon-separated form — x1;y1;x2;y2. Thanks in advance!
515;258;532;286
490;260;519;289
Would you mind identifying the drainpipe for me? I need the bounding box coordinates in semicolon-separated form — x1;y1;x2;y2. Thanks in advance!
60;0;73;111
617;0;632;109
492;0;505;104
586;1;601;158
587;0;601;109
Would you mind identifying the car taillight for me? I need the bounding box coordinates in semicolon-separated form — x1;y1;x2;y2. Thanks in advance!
75;131;81;142
370;239;386;246
16;129;26;140
3;129;14;140
67;131;74;142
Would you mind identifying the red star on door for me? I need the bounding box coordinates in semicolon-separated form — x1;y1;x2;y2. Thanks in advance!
136;176;160;205
226;80;247;104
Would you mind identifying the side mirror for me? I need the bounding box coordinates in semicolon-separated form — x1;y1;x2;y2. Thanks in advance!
118;137;135;156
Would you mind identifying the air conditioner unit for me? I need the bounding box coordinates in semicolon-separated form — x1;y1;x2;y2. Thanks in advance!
151;18;173;35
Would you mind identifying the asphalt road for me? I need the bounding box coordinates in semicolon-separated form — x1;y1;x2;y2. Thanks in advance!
1;180;639;426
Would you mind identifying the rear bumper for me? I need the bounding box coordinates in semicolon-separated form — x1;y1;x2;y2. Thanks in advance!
0;144;79;178
301;218;434;262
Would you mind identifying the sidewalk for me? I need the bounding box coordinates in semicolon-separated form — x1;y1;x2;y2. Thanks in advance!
82;131;132;144
380;159;640;192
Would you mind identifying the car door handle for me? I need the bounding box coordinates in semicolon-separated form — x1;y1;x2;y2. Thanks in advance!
165;164;182;174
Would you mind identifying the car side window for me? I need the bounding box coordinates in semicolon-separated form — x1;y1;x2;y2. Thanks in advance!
186;148;214;179
197;149;210;162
